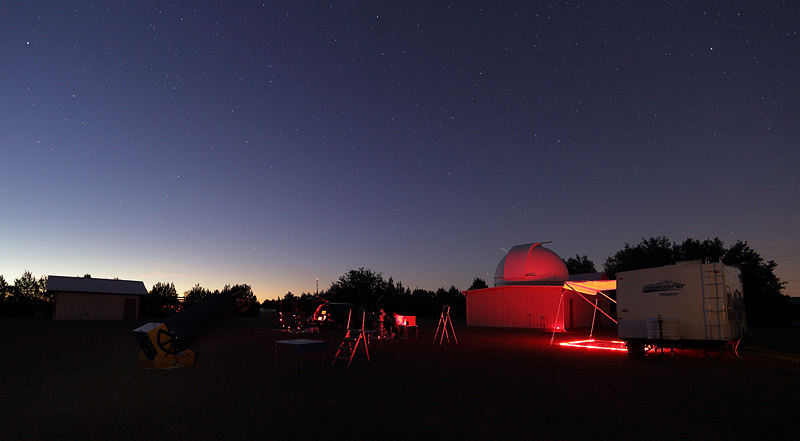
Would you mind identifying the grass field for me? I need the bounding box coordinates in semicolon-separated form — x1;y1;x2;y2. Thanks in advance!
1;316;797;440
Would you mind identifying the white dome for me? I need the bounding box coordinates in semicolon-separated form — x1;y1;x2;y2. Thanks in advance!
494;243;568;286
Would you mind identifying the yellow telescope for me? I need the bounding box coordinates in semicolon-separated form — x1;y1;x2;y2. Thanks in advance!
133;293;239;369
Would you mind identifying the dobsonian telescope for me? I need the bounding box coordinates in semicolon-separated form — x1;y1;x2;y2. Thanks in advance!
132;290;243;369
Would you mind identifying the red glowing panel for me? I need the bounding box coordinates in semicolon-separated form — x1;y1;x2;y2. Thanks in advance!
559;339;627;352
395;315;416;326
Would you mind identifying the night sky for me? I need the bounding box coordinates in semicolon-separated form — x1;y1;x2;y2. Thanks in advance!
3;1;799;301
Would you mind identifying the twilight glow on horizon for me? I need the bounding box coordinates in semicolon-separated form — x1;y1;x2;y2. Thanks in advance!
2;1;798;301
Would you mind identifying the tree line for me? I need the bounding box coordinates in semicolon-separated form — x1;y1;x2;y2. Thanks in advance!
262;267;476;320
144;282;261;317
0;273;262;319
0;271;49;317
1;236;793;324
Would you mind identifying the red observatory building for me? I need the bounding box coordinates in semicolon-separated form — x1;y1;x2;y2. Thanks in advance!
465;243;615;330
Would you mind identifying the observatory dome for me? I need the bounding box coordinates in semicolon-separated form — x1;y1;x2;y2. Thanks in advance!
494;243;569;286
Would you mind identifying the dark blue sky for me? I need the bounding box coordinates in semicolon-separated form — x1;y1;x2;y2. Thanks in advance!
3;1;798;300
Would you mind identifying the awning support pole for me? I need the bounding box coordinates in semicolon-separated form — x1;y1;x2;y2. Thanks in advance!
589;298;598;339
599;291;617;304
550;291;565;345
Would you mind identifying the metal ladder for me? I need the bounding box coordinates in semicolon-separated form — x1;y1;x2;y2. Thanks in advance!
701;264;728;340
432;305;458;345
332;309;370;367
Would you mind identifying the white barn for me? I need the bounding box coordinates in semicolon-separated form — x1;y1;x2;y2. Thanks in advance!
48;275;148;320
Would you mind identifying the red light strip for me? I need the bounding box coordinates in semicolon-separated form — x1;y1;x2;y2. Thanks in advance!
559;339;628;352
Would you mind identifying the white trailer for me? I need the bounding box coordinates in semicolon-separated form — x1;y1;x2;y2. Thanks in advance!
616;261;746;357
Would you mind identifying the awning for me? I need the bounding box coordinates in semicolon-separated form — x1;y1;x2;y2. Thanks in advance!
551;280;619;342
550;280;619;344
563;280;618;319
562;280;617;296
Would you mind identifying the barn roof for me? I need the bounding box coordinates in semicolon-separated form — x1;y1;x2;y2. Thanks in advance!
47;275;148;296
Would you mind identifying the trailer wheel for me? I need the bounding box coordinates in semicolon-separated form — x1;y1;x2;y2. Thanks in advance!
626;340;645;360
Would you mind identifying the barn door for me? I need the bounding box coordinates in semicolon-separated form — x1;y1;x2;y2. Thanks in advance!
124;299;137;320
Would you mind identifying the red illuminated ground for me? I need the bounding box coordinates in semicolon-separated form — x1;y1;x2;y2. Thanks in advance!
559;338;628;351
1;316;797;440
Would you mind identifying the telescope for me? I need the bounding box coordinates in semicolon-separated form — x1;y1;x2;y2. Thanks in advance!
133;292;240;369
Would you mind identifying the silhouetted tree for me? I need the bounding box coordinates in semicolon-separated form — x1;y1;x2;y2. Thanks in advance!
435;285;466;318
604;236;675;276
326;267;391;309
0;275;10;316
411;288;436;317
675;237;726;262
260;298;279;311
278;292;300;314
564;255;597;274
148;282;180;316
0;275;9;302
13;271;49;303
223;284;260;316
382;279;412;315
183;284;214;308
1;272;50;317
468;278;488;290
722;241;789;325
